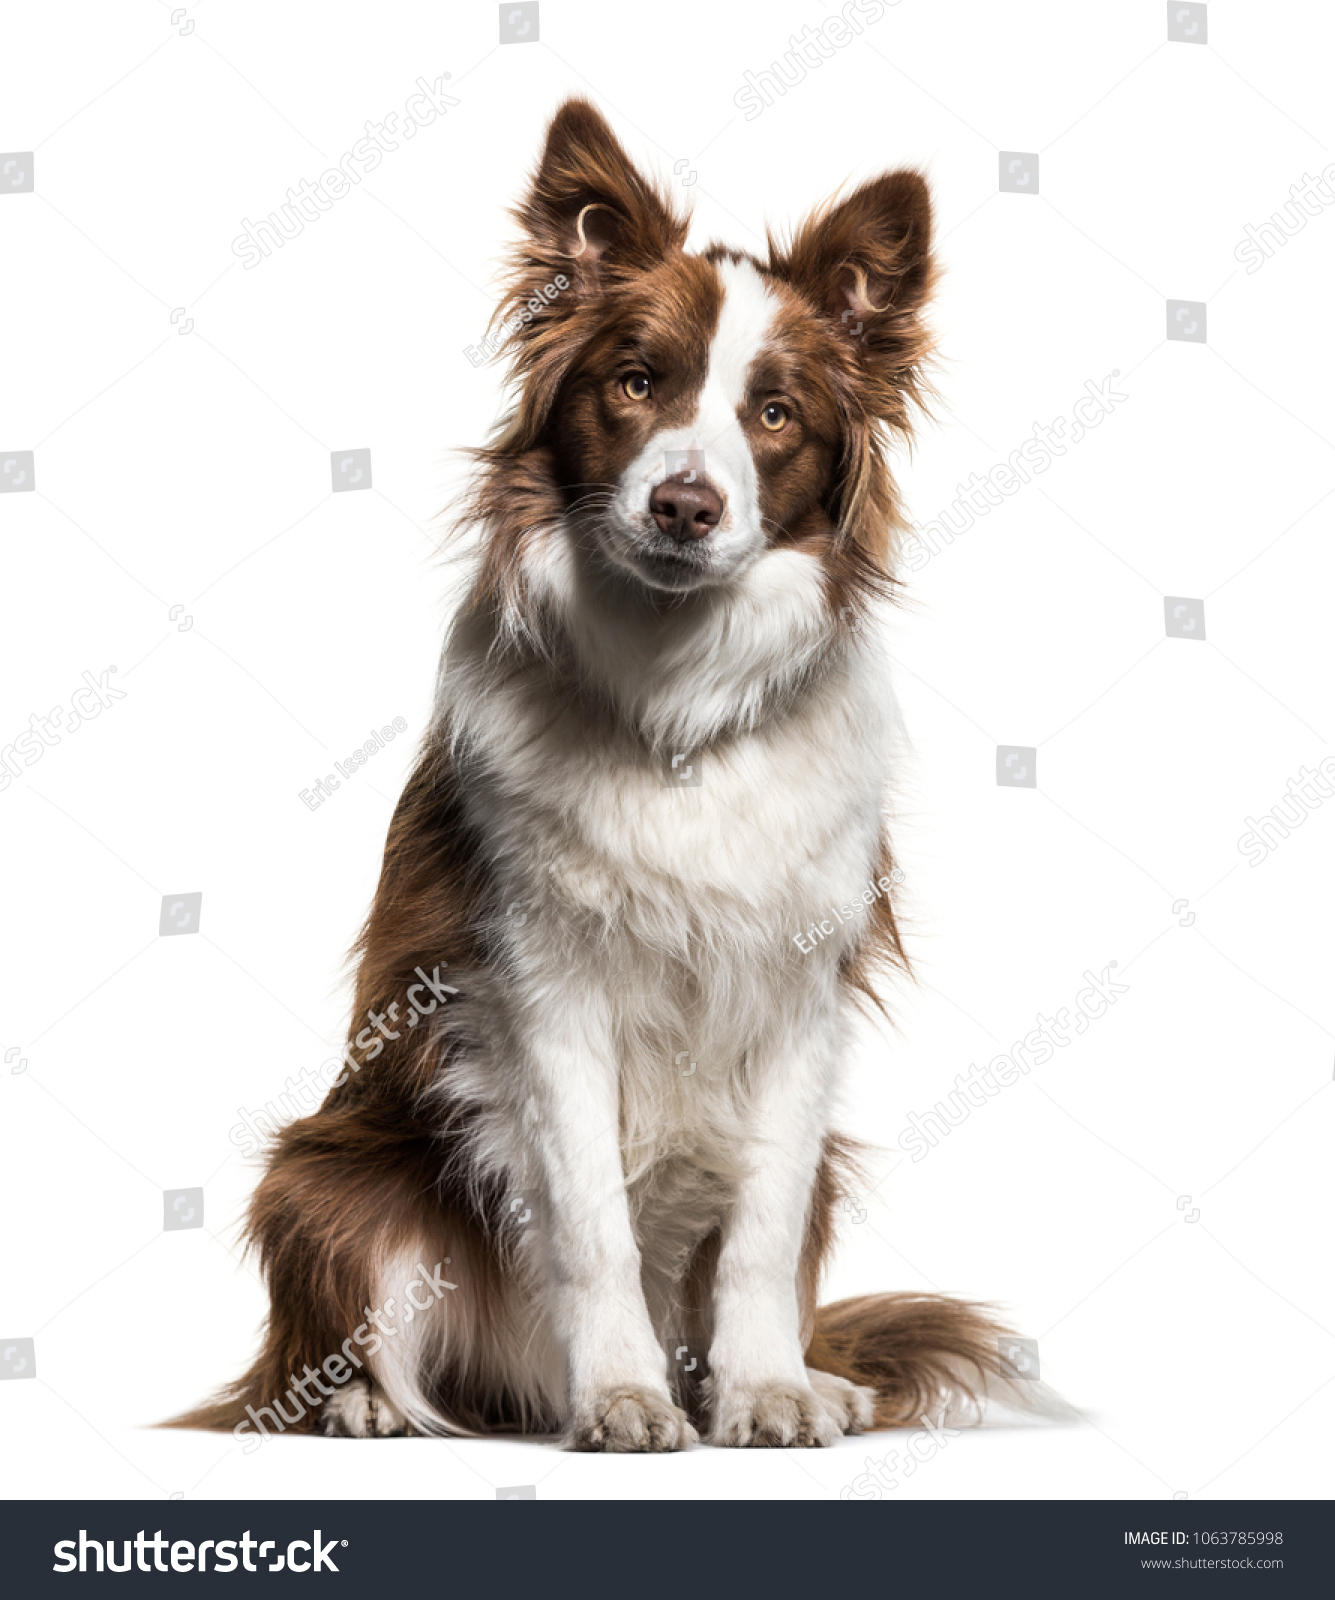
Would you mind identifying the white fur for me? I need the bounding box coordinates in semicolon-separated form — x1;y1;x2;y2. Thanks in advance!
598;257;780;591
376;260;897;1446
320;1377;413;1438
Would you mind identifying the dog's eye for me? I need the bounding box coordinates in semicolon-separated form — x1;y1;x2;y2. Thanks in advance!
622;372;652;402
760;402;789;432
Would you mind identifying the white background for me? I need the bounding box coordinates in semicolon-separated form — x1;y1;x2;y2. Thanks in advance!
1;0;1332;1502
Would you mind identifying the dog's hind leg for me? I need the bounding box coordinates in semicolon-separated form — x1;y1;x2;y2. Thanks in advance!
361;1231;564;1439
169;1091;562;1440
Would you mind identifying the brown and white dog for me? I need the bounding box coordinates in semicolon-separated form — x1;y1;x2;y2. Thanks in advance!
173;98;1035;1451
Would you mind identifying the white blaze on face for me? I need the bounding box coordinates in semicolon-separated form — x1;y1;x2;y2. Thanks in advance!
609;257;781;586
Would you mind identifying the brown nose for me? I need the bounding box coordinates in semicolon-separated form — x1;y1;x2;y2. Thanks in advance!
649;475;723;542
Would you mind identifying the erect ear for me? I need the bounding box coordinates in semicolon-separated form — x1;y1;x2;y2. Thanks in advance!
512;97;686;299
772;171;935;415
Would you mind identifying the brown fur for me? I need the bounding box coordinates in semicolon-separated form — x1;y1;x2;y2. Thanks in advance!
167;745;516;1437
808;1295;1006;1428
799;1135;1014;1428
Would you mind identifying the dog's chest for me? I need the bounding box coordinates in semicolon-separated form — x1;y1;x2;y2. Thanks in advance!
454;651;892;1185
485;682;886;949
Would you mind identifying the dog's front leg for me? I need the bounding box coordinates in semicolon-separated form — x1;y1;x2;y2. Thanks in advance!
707;1026;848;1448
518;997;695;1452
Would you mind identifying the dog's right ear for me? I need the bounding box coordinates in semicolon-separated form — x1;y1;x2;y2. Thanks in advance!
513;97;686;299
484;100;687;448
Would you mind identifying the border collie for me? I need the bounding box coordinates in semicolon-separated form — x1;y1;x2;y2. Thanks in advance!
174;97;1031;1451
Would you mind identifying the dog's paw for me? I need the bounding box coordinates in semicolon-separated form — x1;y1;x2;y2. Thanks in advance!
710;1380;846;1448
571;1386;698;1453
317;1378;414;1438
806;1367;876;1434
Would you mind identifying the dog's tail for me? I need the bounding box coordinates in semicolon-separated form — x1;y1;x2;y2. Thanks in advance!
805;1292;1072;1427
160;1382;267;1435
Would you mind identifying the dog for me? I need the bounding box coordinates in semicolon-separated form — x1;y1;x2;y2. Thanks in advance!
171;97;1034;1452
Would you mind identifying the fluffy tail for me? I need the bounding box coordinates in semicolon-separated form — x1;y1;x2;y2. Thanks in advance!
806;1292;1071;1428
161;1378;272;1435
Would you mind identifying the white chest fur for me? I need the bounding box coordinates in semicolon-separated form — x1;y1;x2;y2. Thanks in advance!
439;568;896;1192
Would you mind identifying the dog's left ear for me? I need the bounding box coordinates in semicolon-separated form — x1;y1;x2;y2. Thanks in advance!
772;171;935;418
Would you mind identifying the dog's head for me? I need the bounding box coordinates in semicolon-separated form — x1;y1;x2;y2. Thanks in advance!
475;97;934;624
